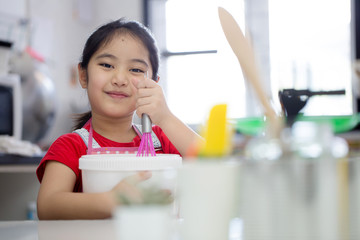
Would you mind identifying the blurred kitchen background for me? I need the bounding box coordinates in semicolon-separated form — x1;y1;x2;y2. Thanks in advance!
0;0;357;220
0;0;355;147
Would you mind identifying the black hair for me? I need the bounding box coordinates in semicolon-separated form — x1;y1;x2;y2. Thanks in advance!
73;18;160;130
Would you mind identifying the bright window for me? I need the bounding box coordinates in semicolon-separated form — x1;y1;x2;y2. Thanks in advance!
147;0;353;125
148;0;246;125
269;0;352;115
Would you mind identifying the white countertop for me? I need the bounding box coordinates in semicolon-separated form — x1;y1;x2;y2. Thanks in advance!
0;218;243;240
0;220;118;240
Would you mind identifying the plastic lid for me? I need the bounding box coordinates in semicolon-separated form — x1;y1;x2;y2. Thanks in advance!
79;154;182;171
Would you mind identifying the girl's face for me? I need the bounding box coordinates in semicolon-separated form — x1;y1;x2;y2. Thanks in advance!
79;33;152;120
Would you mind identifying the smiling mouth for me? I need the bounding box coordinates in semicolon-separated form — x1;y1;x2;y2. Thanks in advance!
106;91;129;99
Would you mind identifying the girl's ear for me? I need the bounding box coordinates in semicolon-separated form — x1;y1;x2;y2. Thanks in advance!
155;75;160;83
78;63;88;88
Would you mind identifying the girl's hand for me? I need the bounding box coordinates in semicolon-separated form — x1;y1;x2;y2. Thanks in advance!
132;75;203;157
111;171;152;205
133;76;173;127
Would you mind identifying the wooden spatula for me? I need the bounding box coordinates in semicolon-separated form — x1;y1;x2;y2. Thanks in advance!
218;7;280;130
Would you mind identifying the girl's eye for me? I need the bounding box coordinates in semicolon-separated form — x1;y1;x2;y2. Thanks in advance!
130;68;145;74
100;63;114;69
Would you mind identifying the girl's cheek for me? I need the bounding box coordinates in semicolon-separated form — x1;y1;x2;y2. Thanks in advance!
130;80;139;95
130;78;139;88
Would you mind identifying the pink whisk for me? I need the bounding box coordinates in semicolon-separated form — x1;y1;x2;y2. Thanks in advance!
137;113;156;156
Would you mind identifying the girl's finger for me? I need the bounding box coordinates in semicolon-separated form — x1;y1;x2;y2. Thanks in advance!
137;77;157;89
124;171;152;185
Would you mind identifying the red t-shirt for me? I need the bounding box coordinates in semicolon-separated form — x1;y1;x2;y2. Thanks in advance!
36;124;180;192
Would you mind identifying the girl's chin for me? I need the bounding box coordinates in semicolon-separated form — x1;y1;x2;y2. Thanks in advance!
93;110;134;119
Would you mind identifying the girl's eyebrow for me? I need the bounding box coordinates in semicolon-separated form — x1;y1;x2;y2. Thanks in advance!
95;54;149;67
131;58;149;68
95;53;117;60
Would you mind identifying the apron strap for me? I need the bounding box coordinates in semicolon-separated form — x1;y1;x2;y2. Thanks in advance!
73;121;163;153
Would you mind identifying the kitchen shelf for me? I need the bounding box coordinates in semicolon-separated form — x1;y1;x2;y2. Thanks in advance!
0;153;42;173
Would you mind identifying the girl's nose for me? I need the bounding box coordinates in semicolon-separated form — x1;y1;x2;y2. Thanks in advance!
111;70;129;86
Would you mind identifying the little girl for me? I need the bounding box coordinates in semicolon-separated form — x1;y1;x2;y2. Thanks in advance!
36;18;202;219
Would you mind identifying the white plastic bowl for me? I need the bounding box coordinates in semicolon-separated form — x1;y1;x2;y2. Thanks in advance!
79;154;182;193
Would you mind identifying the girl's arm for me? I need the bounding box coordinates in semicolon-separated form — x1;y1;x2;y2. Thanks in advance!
37;161;150;220
37;161;115;219
157;113;202;156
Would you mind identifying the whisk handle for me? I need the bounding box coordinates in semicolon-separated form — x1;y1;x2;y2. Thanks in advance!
141;113;152;133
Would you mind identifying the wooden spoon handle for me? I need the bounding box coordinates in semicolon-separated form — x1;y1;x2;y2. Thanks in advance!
218;7;277;123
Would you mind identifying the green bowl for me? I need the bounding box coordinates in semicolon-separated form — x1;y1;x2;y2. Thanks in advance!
232;114;360;135
296;114;360;134
232;117;266;135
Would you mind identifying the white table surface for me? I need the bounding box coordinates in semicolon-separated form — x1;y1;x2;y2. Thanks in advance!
0;218;242;240
0;220;118;240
